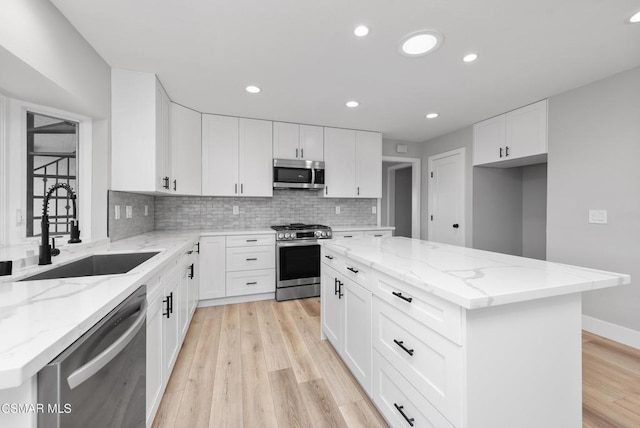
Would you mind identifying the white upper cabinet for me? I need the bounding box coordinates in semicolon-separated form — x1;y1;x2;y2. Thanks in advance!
356;131;382;198
324;127;357;197
239;118;273;197
324;127;382;198
112;69;172;193
473;99;548;167
170;103;202;195
202;115;273;197
202;114;239;196
273;122;324;161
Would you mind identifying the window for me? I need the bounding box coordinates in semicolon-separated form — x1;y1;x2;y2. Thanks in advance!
26;112;79;237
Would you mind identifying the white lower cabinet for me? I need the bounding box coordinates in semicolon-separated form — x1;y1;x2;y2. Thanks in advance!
146;278;164;427
320;262;372;394
162;268;180;379
199;233;276;303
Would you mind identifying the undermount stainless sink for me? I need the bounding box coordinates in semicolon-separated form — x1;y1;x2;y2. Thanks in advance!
20;252;160;281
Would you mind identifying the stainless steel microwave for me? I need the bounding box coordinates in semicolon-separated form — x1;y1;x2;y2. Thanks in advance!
273;159;325;190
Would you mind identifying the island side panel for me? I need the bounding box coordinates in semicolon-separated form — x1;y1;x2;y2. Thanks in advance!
0;376;37;428
463;293;582;428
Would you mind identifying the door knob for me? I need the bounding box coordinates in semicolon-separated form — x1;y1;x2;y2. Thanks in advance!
453;224;459;228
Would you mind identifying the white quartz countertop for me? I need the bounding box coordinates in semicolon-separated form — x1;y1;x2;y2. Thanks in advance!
330;226;395;232
321;237;630;310
0;230;200;389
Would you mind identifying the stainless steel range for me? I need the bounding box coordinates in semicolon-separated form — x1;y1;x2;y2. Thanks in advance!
271;223;332;301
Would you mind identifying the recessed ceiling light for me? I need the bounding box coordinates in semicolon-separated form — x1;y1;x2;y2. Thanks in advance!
245;85;261;94
400;31;443;56
425;113;439;119
463;53;478;62
629;11;640;23
354;25;369;37
346;101;359;108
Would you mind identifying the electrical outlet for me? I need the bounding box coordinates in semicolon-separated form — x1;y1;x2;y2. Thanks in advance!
335;206;341;215
589;209;607;224
233;206;239;215
114;205;121;220
125;205;133;219
372;206;377;214
16;209;23;226
144;205;149;216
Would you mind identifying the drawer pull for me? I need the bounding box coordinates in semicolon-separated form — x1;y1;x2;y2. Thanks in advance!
344;235;353;238
337;280;344;299
393;339;414;356
392;291;413;303
246;281;258;285
246;239;258;242
346;267;359;274
188;263;194;279
246;258;258;261
324;255;334;260
393;403;415;427
374;234;383;237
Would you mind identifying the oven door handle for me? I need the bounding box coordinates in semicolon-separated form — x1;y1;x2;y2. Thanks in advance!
66;300;147;390
276;240;320;248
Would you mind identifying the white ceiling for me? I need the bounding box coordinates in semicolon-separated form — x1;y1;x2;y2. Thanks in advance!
51;0;640;142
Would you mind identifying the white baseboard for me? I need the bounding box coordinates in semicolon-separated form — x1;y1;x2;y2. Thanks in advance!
582;315;640;350
197;292;274;308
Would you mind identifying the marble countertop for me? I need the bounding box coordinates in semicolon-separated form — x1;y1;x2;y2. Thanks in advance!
322;237;630;310
330;226;395;232
0;230;199;389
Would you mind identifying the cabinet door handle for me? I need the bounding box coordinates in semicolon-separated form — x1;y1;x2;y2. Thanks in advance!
499;147;503;158
296;148;299;158
196;242;200;254
246;257;258;261
325;186;328;195
246;281;257;285
338;280;343;299
334;277;339;295
392;291;413;303
393;404;415;427
169;292;174;314
505;145;510;157
394;339;414;356
235;183;238;194
163;176;170;189
324;254;334;260
346;267;359;274
163;296;171;318
357;186;360;195
241;183;244;194
301;148;304;158
188;263;194;279
173;179;177;191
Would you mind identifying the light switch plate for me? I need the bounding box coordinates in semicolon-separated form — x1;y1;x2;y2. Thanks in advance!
372;206;377;214
233;206;239;215
114;205;121;220
589;209;607;224
125;205;133;219
144;205;148;216
335;206;341;215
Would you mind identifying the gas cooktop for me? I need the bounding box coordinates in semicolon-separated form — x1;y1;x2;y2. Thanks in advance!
271;223;332;240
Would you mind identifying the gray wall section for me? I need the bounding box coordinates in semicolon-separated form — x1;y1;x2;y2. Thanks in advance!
472;167;524;256
394;167;412;237
108;191;155;241
422;127;474;243
547;66;640;331
383;139;423;158
155;190;377;230
522;163;547;260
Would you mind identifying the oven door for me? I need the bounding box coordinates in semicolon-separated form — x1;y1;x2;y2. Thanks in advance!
276;241;321;287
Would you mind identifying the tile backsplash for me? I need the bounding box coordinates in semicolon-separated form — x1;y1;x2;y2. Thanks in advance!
108;191;155;241
155;190;377;230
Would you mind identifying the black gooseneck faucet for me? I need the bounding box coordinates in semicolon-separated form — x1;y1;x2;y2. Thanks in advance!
39;183;81;265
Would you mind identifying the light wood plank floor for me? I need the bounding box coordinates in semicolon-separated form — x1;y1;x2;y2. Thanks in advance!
153;299;640;428
153;298;386;428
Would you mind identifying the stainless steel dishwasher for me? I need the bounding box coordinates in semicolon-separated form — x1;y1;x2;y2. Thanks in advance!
38;285;147;428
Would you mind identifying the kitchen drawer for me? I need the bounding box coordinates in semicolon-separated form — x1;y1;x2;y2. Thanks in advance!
321;248;341;269
373;297;461;426
226;234;275;247
373;350;454;428
226;246;275;271
375;272;461;344
340;257;370;289
226;269;275;296
364;230;392;238
332;231;364;239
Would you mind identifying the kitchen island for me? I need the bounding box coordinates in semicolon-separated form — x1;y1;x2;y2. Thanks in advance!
320;236;629;428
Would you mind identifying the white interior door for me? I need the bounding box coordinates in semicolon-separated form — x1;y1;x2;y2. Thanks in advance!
428;148;465;246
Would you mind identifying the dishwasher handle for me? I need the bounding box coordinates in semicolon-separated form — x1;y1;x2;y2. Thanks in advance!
67;299;147;390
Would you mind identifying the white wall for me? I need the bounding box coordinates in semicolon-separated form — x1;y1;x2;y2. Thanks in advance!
0;0;111;243
522;163;547;260
547;66;640;332
421;127;474;243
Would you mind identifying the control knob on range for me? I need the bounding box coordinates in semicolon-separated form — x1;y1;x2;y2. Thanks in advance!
278;233;284;240
315;231;321;237
320;231;327;237
284;233;291;239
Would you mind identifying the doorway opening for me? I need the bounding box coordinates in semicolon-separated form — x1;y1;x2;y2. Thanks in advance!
380;156;421;238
